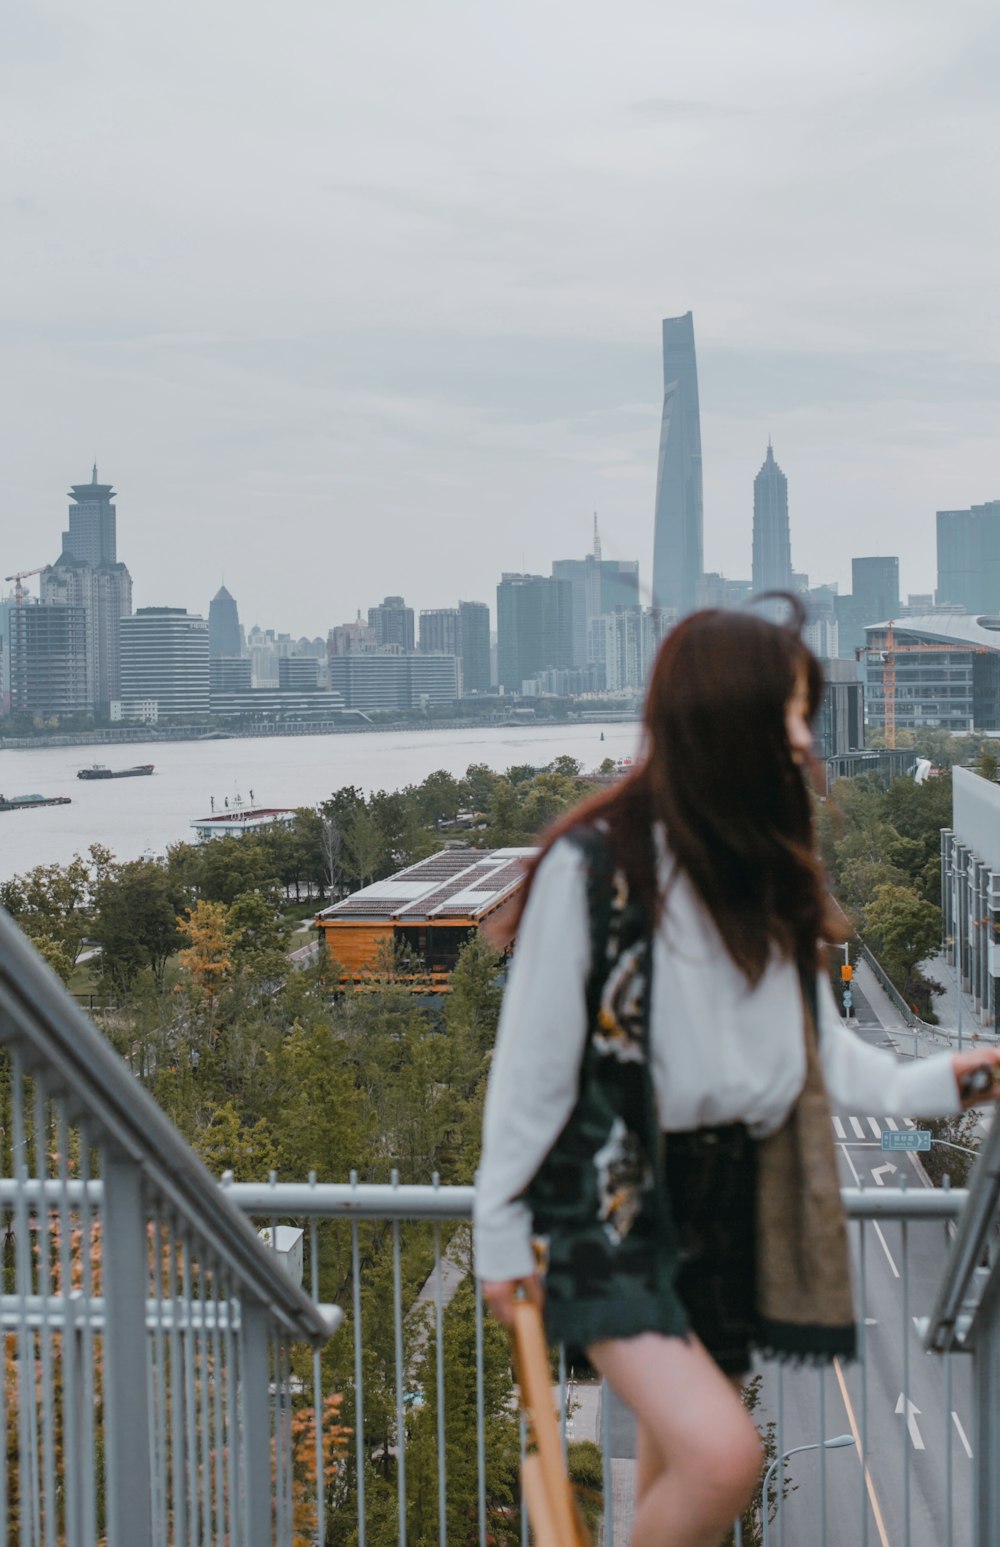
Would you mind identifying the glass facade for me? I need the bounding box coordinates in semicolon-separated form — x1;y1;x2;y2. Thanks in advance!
652;312;703;618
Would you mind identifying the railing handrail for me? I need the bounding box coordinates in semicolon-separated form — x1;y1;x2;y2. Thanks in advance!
0;906;335;1344
218;1177;967;1220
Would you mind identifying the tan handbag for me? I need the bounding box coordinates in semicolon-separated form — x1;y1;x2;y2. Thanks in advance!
509;1288;592;1547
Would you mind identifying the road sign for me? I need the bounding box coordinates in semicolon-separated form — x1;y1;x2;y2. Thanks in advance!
841;963;853;982
842;991;853;1009
881;1130;931;1152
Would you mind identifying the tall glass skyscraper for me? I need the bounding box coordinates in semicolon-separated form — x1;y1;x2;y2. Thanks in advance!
937;502;1000;613
652;312;703;617
751;441;793;598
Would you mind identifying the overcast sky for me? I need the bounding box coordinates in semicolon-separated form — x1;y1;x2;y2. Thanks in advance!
2;0;998;636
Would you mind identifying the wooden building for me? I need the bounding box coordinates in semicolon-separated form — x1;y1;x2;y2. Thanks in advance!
315;846;534;990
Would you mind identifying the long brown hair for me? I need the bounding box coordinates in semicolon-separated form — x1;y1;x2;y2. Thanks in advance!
511;596;836;985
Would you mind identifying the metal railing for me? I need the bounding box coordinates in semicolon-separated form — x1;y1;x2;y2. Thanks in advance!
0;907;341;1547
217;1176;991;1547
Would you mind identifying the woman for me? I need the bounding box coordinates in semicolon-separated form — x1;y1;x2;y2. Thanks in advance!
474;601;1000;1547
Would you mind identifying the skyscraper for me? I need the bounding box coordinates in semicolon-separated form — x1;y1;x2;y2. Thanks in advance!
553;521;640;670
368;596;415;652
496;574;573;693
119;608;209;720
652;313;703;616
208;585;243;657
937;502;1000;613
751;442;793;598
43;466;132;714
63;465;117;565
458;600;491;694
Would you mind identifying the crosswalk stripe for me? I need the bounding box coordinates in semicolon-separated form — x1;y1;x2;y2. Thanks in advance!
885;1117;898;1130
868;1118;883;1139
850;1117;866;1139
832;1116;846;1140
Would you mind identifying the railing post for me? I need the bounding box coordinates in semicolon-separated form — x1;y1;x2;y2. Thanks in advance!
242;1299;274;1547
101;1151;153;1547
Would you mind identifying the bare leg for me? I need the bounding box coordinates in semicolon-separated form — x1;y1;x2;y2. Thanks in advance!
589;1333;761;1547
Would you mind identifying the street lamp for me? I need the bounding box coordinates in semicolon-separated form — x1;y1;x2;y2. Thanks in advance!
760;1434;854;1547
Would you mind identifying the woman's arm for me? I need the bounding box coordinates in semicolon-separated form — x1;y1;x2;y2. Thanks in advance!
474;840;592;1282
817;975;1000;1116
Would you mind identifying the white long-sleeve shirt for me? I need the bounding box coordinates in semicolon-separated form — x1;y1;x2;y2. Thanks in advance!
474;837;961;1281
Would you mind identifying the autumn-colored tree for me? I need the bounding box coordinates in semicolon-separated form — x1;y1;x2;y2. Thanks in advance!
177;899;235;999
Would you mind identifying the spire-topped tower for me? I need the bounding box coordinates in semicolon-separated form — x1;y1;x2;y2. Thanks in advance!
592;513;602;562
63;466;117;566
751;442;793;598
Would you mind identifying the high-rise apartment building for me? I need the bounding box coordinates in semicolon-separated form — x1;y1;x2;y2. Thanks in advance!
208;585;243;657
652;312;703;617
368;596;415;652
751;443;793;598
458;600;491;694
496;574;573;693
8;601;90;718
937;502;1000;613
593;606;670;693
119;608;209;721
62;465;117;566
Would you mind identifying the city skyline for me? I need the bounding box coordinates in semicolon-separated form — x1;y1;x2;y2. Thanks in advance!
2;5;998;632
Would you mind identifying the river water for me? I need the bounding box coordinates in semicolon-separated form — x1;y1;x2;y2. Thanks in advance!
0;721;642;880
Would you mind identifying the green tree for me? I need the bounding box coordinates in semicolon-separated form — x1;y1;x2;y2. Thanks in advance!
863;883;942;1001
0;852;96;980
196;1100;280;1178
94;857;186;990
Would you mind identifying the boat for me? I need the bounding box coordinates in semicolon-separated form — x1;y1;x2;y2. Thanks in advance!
77;763;155;780
0;793;73;812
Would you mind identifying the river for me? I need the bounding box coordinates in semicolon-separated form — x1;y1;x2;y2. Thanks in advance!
0;721;642;880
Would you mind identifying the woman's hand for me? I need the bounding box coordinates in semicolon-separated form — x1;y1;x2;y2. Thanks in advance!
953;1048;1000;1108
480;1275;544;1328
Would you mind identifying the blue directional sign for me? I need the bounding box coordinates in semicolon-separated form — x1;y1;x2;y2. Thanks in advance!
881;1130;931;1152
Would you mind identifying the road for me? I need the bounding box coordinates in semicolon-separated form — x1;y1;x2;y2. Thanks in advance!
759;973;973;1546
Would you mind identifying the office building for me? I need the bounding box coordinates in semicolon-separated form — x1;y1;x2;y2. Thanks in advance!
208;688;345;722
652;312;703;617
368;596;415;652
942;766;1000;1031
496;573;573;693
696;574;752;611
751;443;793;599
119;608;209;721
592;606;670;693
553;525;640;670
862;615;1000;736
42;551;132;715
835;556;900;659
328;652;459;711
278;655;320;691
62;465;117;566
813;658;864;762
419;609;461;656
937;501;1000;614
209;657;253;694
803;585;839;660
8;601;90;719
208;585;243;658
458;600;491;694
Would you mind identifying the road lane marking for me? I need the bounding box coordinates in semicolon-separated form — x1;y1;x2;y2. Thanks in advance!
895;1393;925;1450
868;1117;883;1139
833;1357;891;1547
873;1222;900;1278
850;1117;866;1138
952;1411;973;1459
832;1116;846;1140
885;1117;899;1130
838;1144;862;1184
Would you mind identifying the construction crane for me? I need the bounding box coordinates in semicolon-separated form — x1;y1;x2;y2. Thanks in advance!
4;567;46;605
857;620;990;748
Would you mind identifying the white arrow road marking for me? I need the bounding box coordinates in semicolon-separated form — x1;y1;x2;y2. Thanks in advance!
952;1411;973;1459
872;1162;898;1186
895;1394;925;1450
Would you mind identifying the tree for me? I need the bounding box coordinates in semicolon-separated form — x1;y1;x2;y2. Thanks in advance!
339;803;387;889
94;857;186;990
0;852;96;980
863;883;942;1000
196;1099;280;1177
177;899;236;1000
